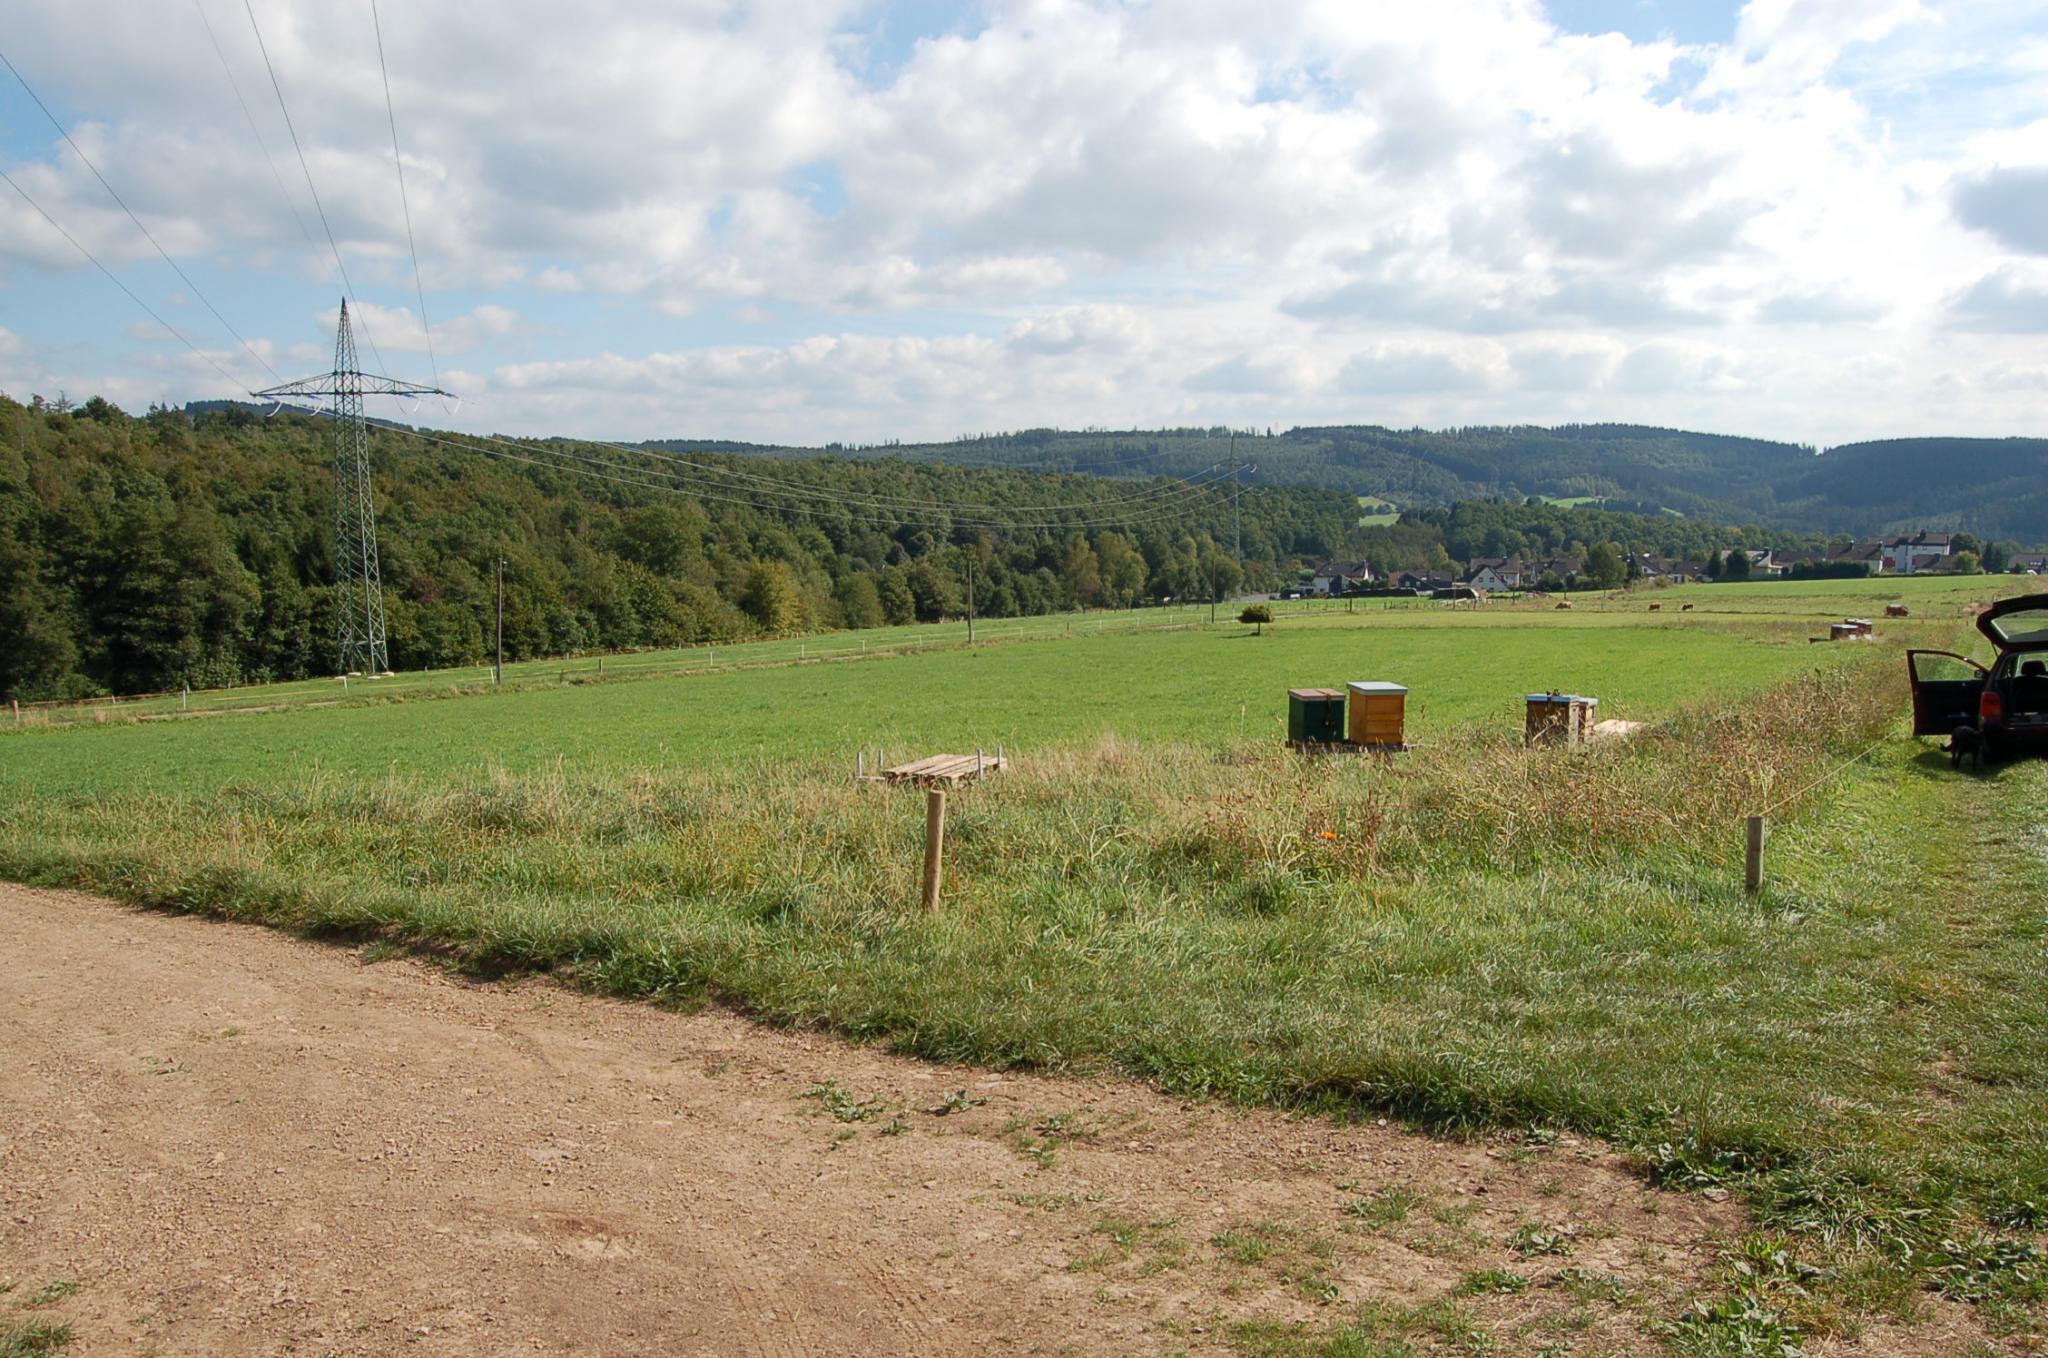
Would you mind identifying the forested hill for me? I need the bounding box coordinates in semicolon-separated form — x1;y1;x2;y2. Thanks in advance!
0;395;1356;701
655;424;2048;541
1777;438;2048;542
646;424;1816;521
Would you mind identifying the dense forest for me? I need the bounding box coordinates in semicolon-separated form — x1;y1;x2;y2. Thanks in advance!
1775;437;2048;542
672;423;2048;542
5;394;2029;701
0;395;1356;701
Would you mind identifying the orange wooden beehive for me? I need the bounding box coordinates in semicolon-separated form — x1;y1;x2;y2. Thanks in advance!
1346;681;1407;746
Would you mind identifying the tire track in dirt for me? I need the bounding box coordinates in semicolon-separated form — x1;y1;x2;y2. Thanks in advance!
0;884;1993;1356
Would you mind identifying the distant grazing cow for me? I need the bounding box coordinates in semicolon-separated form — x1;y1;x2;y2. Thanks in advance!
1648;602;1662;611
1682;603;1694;612
1885;604;1909;618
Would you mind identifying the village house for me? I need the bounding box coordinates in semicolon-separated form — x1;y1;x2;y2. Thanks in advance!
1462;557;1525;592
2011;552;2048;575
1881;532;1955;575
1310;560;1375;595
1529;555;1584;586
1744;549;1793;577
1631;554;1698;585
1826;541;1885;572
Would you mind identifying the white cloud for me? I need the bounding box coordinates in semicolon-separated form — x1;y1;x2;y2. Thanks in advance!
0;0;2043;445
1948;265;2048;333
333;301;526;358
1338;345;1496;395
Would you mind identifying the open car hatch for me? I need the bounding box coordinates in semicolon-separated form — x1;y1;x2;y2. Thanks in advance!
1977;594;2048;651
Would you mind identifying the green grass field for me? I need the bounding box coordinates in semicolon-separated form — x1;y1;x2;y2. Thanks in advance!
1355;494;1399;527
1538;494;1687;518
0;609;1895;796
4;571;2043;1346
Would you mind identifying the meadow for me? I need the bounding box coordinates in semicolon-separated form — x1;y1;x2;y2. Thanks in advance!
3;571;2043;1346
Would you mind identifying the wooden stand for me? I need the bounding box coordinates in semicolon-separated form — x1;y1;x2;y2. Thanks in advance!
883;750;1006;785
922;790;947;913
1745;815;1766;894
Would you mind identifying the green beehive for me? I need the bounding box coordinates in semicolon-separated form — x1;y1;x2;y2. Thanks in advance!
1287;687;1346;744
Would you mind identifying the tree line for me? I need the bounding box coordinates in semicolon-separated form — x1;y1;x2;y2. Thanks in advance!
683;421;2048;543
0;396;1356;700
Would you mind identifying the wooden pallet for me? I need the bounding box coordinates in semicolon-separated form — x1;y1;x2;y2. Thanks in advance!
882;752;1006;785
1287;740;1413;756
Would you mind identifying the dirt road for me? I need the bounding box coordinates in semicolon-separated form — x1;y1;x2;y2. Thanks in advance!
0;885;1953;1356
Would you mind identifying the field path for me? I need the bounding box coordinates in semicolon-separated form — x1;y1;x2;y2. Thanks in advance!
0;884;1949;1357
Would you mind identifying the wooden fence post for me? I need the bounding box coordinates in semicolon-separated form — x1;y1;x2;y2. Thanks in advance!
921;788;947;913
1745;815;1766;894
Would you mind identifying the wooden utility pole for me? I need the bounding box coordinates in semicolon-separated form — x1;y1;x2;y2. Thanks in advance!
966;553;975;646
494;556;505;686
921;789;947;912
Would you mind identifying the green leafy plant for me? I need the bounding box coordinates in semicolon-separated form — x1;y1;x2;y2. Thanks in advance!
799;1080;883;1123
0;1322;74;1358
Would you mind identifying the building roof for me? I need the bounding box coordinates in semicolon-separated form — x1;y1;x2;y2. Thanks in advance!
1462;561;1521;584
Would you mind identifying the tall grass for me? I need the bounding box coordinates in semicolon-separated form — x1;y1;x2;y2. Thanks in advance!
0;660;1911;1110
9;636;2043;1340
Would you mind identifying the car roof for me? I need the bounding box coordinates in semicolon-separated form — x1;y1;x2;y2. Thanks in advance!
1978;593;2048;651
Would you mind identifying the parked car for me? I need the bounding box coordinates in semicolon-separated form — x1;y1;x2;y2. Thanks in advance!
1907;593;2048;766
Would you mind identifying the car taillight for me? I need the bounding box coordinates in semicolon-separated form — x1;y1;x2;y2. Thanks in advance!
1981;689;2004;723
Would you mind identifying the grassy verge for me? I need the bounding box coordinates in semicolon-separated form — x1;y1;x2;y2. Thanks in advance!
3;650;2043;1344
0;1323;72;1358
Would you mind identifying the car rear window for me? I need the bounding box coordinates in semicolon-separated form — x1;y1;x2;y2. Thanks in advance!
1986;607;2048;647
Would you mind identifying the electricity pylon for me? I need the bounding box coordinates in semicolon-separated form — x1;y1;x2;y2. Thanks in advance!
257;301;451;676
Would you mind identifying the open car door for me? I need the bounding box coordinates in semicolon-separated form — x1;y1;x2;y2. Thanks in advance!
1907;651;1987;737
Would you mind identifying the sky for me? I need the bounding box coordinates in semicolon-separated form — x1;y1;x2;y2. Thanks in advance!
0;0;2044;450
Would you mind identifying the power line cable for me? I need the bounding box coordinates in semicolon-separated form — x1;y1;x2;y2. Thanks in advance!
634;427;1259;478
369;0;436;387
586;436;1230;516
192;0;320;255
240;0;390;374
878;431;1252;475
0;164;256;395
475;425;1232;524
294;410;1230;532
432;401;1225;516
466;432;1231;531
0;44;283;384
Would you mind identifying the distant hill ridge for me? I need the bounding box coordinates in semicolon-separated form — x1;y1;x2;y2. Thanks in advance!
645;423;2048;542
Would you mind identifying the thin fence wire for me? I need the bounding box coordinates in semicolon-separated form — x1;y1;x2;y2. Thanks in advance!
7;600;1412;726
